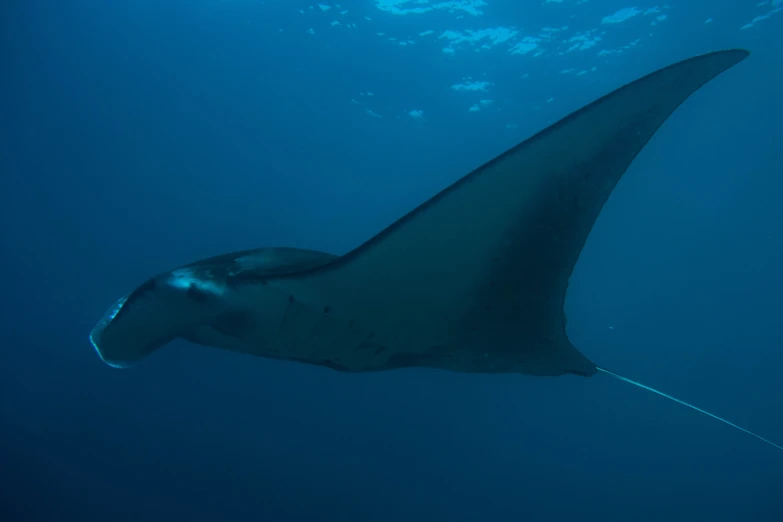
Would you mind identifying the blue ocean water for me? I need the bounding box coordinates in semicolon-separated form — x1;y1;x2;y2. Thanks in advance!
1;1;782;520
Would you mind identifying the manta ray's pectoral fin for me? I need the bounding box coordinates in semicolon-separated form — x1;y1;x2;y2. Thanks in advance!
247;50;749;377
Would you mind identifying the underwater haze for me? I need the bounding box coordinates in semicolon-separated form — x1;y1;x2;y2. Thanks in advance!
1;1;782;521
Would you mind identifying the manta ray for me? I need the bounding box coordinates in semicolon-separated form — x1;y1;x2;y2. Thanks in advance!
90;49;781;452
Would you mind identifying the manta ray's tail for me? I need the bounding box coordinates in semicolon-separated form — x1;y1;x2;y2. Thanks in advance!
596;366;783;452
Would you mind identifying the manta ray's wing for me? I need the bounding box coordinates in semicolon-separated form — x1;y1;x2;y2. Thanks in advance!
234;50;748;377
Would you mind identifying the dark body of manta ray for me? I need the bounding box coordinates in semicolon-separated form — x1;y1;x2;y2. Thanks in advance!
91;49;781;451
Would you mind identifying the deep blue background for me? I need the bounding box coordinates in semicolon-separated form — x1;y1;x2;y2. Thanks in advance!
1;1;782;521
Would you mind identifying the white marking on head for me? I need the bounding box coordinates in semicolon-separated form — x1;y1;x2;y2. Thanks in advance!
166;268;226;298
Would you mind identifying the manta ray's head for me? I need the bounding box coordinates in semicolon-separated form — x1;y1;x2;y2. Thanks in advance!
89;266;229;368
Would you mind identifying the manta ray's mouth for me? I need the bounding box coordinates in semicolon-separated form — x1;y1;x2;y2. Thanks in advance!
89;294;132;368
